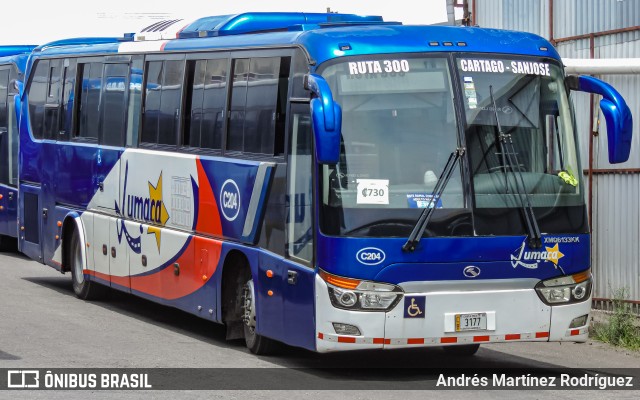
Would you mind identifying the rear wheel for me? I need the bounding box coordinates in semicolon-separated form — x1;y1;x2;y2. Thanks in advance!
442;344;480;356
242;279;277;355
69;229;106;300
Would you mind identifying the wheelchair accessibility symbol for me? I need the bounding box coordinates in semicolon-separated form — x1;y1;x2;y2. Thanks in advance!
403;296;425;318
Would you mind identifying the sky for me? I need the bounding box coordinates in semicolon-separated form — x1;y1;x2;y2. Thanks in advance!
0;0;456;45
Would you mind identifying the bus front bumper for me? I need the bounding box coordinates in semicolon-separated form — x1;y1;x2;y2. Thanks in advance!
315;276;591;353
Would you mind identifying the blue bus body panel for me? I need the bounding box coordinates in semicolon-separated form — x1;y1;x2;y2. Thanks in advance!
316;234;590;284
0;51;34;240
0;46;37;58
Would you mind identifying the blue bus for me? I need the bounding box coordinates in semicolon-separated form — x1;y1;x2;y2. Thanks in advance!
0;45;36;250
18;12;632;354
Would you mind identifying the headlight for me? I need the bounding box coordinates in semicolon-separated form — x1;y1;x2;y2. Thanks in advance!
535;270;592;305
320;270;403;312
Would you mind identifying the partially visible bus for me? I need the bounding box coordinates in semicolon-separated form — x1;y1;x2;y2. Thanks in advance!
0;45;36;250
19;13;632;354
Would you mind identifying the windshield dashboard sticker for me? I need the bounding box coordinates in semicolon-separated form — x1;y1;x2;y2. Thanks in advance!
406;193;443;209
463;76;478;109
356;179;389;205
510;240;565;272
459;59;551;76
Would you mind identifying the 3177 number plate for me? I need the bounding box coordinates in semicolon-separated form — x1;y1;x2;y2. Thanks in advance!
455;313;487;332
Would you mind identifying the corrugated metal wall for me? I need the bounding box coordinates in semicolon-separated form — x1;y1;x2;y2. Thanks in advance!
472;0;640;301
474;0;639;38
591;173;640;301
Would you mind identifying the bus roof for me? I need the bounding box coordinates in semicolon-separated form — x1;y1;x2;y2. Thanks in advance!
0;45;37;58
0;46;37;72
31;12;560;65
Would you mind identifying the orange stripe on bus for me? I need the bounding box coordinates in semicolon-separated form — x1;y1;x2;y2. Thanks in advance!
536;331;550;338
473;335;490;342
337;336;356;343
440;337;458;344
407;338;425;345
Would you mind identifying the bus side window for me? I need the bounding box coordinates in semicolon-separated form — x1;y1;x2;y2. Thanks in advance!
58;59;77;141
100;63;129;147
141;61;162;144
287;104;313;263
7;67;19;186
274;57;291;156
126;58;143;147
43;59;62;140
244;57;280;155
142;59;184;146
227;56;290;156
227;58;249;152
290;50;309;100
28;59;49;140
76;62;102;140
184;58;227;150
0;68;8;136
159;60;183;145
0;68;9;185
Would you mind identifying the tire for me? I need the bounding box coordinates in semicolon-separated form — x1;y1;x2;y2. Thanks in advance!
442;344;480;356
242;279;277;355
69;228;107;300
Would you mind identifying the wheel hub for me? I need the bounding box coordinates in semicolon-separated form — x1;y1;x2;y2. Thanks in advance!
242;280;256;329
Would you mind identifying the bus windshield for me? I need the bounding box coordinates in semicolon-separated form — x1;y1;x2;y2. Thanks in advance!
458;55;587;236
319;54;587;238
319;56;467;237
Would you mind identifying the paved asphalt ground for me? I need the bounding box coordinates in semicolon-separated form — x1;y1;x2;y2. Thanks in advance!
0;250;638;399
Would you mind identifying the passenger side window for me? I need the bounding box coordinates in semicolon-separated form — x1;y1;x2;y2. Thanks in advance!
58;59;77;141
287;104;313;263
185;58;227;150
227;56;289;155
0;68;10;185
0;69;8;136
43;59;62;140
141;59;184;146
28;60;49;140
76;62;102;140
7;67;19;185
227;58;249;152
101;63;129;147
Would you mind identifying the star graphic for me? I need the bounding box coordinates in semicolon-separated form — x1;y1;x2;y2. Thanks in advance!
147;172;169;252
545;243;564;266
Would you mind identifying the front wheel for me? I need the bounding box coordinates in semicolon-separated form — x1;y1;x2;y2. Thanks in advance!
242;279;277;355
69;228;107;300
442;344;480;356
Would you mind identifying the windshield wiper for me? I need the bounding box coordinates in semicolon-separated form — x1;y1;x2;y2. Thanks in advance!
489;86;542;249
402;148;465;252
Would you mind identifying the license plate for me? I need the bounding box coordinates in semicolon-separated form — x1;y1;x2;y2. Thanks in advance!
455;313;487;332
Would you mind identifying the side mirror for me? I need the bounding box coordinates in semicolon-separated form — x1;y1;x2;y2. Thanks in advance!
567;75;633;164
305;74;341;164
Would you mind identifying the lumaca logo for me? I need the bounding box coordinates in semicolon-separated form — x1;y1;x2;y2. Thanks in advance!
115;161;170;253
510;241;565;270
125;172;169;227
